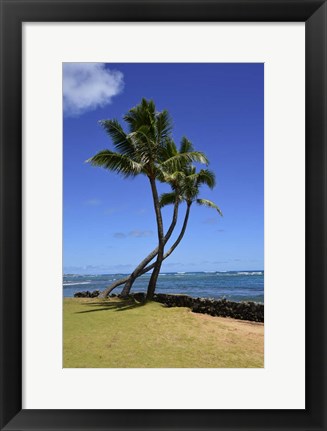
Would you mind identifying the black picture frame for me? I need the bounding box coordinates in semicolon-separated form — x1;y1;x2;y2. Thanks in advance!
1;1;326;430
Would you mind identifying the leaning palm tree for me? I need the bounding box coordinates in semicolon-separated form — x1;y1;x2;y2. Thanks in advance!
87;99;208;299
101;165;222;299
146;164;222;300
99;137;200;298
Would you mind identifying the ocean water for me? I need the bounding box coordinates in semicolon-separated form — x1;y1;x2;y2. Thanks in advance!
63;271;264;303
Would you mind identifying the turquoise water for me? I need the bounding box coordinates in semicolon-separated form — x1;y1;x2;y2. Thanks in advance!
63;271;264;303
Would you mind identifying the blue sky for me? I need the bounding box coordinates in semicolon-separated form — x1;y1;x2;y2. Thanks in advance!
63;63;263;274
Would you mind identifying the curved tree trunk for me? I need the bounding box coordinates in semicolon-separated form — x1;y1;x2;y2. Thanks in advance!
128;202;191;296
131;202;191;277
120;277;134;297
99;196;179;298
120;194;178;298
99;275;129;298
146;177;165;301
102;203;191;298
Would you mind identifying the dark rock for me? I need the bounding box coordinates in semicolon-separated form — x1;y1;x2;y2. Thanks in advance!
74;290;100;298
133;292;145;302
73;290;264;322
151;293;264;322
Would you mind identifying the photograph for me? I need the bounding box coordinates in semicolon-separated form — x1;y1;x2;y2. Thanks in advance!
2;0;327;427
63;62;264;368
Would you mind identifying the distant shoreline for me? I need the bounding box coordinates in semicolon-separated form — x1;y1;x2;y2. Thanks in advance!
64;270;264;276
63;271;264;303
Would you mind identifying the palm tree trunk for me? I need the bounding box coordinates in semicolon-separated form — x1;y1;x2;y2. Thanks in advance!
159;202;191;262
146;177;165;301
120;277;135;297
98;275;129;298
99;198;179;298
102;203;191;298
135;202;191;278
145;203;191;300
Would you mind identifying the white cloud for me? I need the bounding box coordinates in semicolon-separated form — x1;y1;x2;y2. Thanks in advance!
114;232;126;239
202;217;218;225
84;198;101;206
129;230;153;238
63;63;124;116
104;205;128;215
113;230;154;239
135;208;146;215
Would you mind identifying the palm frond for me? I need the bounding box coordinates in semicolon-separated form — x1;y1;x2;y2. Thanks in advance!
86;150;144;178
159;192;180;208
183;183;199;200
157;167;186;185
156;110;173;142
186;169;216;189
161;151;209;172
157;139;179;166
179;137;194;154
183;165;196;176
196;198;223;216
99;119;135;156
124;99;156;135
186;151;209;165
146;99;156;117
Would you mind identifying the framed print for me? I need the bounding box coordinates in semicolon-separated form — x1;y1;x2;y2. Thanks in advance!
0;0;326;430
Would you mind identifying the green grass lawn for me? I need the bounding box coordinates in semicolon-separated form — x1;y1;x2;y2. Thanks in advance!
63;298;264;368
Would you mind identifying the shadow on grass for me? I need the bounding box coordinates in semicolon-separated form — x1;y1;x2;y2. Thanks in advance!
75;299;146;314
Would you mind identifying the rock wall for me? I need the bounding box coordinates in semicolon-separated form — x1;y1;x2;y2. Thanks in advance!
148;293;263;322
74;290;100;298
73;290;264;322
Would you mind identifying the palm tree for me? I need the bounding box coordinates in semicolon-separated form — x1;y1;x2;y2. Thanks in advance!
146;164;222;300
87;99;208;300
101;165;222;298
99;137;193;298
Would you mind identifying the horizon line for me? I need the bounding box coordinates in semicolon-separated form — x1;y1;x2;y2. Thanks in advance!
63;269;264;276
